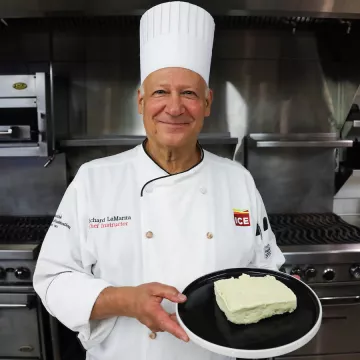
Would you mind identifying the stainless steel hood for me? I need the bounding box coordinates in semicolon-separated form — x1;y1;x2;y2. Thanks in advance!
2;0;360;19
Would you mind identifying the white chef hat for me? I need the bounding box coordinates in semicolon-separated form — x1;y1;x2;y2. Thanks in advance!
139;1;215;85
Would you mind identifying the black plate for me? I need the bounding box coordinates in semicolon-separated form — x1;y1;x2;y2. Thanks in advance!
178;268;321;351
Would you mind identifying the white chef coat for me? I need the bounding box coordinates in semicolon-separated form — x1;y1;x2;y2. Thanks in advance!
33;142;285;360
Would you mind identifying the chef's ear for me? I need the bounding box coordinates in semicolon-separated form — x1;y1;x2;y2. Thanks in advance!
137;88;144;115
204;88;213;117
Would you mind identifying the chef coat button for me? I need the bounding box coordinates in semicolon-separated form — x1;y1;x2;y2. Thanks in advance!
149;332;157;340
206;232;213;239
200;187;207;194
146;231;153;239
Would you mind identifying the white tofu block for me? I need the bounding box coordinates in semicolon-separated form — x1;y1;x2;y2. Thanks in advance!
214;274;297;325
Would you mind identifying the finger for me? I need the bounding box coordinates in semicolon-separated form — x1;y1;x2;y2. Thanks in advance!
142;317;164;333
156;310;189;342
169;313;179;324
150;283;187;303
149;327;164;333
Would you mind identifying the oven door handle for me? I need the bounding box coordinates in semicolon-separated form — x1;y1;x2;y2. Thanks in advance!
0;297;35;309
0;128;12;135
0;303;28;308
320;295;360;305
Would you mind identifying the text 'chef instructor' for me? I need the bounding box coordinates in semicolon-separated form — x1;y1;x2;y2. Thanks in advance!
34;2;285;360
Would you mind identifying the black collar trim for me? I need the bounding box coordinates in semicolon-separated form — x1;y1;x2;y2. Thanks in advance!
140;139;204;196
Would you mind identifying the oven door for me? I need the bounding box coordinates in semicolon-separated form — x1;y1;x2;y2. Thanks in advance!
277;284;360;359
0;293;41;358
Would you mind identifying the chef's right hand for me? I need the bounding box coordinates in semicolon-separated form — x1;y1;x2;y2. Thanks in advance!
128;282;189;342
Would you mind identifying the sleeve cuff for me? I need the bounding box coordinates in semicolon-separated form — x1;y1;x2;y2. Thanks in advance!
78;317;118;350
46;272;112;331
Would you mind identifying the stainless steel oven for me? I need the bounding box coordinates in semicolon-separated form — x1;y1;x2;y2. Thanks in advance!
0;216;56;360
0;73;53;157
238;283;360;360
263;213;360;360
0;292;44;359
275;273;360;360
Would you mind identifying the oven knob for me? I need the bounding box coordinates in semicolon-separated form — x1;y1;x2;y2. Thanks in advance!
350;264;360;279
305;267;317;280
15;267;31;280
323;268;335;281
0;267;5;279
290;267;303;277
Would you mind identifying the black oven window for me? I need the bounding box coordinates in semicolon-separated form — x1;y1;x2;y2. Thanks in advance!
0;108;38;142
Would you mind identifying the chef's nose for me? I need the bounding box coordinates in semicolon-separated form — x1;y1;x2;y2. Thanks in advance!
166;93;184;117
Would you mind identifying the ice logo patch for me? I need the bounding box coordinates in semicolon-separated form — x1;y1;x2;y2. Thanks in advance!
233;209;251;227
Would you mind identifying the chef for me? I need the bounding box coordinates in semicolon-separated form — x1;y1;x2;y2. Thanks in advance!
33;2;285;360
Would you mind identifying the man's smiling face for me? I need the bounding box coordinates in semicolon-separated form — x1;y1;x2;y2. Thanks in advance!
138;67;213;149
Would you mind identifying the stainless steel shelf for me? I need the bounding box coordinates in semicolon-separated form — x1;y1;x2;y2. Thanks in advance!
248;133;353;148
60;136;145;147
59;134;238;147
0;144;46;157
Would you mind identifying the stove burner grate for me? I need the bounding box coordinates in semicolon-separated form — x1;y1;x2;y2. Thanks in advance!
1;213;360;247
0;216;53;244
269;213;360;246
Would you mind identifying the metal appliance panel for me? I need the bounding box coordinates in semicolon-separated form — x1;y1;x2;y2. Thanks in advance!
0;293;41;358
294;295;360;355
0;99;36;109
334;170;360;219
247;148;335;213
0;153;67;216
0;75;36;98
